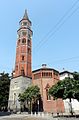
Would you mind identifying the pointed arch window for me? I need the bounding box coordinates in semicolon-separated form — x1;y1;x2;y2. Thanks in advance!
28;34;31;39
46;89;51;100
45;84;51;100
23;22;27;26
22;38;26;44
28;39;30;46
28;48;31;54
22;31;26;36
22;55;24;61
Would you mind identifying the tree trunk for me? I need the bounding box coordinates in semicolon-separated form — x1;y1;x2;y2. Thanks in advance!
69;98;73;115
30;101;31;113
29;100;32;114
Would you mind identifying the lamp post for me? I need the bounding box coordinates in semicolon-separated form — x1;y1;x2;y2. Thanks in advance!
37;100;39;113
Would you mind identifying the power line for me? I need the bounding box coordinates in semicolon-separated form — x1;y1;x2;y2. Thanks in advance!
40;5;79;49
33;0;79;52
35;5;79;51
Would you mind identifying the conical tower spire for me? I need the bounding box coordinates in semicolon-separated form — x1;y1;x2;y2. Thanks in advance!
23;9;29;20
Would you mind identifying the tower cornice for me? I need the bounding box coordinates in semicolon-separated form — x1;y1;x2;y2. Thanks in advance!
17;27;33;35
19;18;32;25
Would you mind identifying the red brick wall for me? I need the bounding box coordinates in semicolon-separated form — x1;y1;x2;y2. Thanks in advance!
13;38;32;78
32;68;65;113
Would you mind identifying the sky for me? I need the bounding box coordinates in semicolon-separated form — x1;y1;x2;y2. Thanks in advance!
0;0;79;74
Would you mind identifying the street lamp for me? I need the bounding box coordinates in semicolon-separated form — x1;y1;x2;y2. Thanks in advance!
37;100;39;113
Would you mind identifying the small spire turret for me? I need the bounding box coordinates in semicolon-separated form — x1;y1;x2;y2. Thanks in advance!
23;9;29;20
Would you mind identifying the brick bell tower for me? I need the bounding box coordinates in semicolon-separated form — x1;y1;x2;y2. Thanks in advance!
13;10;32;78
8;10;33;111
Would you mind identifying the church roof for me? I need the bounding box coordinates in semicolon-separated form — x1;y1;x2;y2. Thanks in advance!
32;67;59;73
60;71;73;75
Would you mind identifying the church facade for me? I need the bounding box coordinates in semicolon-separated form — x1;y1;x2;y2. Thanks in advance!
8;10;64;113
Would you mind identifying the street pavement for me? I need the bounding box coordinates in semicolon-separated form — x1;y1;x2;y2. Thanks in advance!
0;113;79;120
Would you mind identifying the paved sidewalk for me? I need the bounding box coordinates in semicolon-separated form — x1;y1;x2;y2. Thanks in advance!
0;114;56;120
0;113;79;120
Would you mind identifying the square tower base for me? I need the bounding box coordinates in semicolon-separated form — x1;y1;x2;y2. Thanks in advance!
8;76;31;112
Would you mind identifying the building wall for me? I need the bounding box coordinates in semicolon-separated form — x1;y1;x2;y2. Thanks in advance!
8;76;31;111
63;99;79;114
32;68;64;113
60;72;73;80
60;71;79;114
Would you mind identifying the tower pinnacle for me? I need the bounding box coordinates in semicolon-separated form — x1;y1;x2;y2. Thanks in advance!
23;9;29;20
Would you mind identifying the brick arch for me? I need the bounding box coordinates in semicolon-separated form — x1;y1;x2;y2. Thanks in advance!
45;83;50;89
22;38;26;44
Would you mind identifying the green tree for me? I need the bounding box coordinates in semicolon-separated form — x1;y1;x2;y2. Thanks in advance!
49;77;79;115
73;72;79;80
0;72;10;111
19;85;40;113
